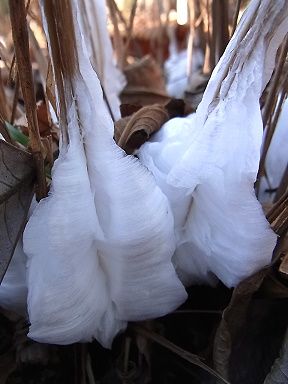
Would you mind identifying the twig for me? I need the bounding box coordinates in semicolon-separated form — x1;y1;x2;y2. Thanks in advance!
9;0;47;200
132;325;231;384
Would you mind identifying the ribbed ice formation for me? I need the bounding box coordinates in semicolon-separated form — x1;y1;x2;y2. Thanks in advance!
139;0;287;287
23;0;186;348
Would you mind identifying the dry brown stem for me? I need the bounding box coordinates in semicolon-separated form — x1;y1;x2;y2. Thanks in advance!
231;0;242;37
9;0;47;200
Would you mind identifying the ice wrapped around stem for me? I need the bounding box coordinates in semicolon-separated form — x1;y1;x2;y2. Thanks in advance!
78;0;126;120
139;0;287;287
23;0;186;347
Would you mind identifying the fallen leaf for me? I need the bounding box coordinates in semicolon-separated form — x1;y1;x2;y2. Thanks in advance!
120;103;142;118
124;55;167;92
117;104;170;154
0;139;35;283
116;99;185;154
213;268;268;380
264;327;288;383
120;86;171;106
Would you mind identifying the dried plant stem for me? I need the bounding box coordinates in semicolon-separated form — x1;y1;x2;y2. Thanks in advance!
267;189;288;238
212;0;229;63
0;68;10;121
107;0;125;69
133;325;231;384
256;79;288;195
256;37;288;195
10;74;20;124
187;0;195;83
231;0;242;37
86;353;96;384
9;0;47;200
262;37;288;128
123;0;138;64
274;164;288;203
203;0;213;74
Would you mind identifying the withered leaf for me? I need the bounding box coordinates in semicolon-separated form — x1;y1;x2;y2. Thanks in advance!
264;327;288;383
117;104;170;154
213;268;268;380
116;99;186;154
120;103;142;118
0;139;35;283
120;86;171;106
260;273;288;298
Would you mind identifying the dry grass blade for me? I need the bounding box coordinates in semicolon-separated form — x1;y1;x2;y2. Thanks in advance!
133;325;231;384
9;0;46;200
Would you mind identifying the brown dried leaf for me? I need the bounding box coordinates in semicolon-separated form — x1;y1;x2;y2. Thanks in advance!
213;268;268;380
0;139;35;283
124;56;167;92
120;103;142;118
264;328;288;384
117;104;169;154
120;86;171;106
260;273;288;298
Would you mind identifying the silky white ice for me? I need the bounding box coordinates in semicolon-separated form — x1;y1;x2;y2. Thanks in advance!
23;0;186;348
139;0;286;287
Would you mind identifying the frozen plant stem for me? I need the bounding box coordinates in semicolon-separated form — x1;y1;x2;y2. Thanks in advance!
9;0;47;200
